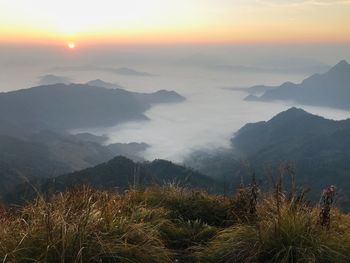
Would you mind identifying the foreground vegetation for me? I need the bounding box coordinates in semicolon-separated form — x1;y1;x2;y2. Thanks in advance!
1;184;350;262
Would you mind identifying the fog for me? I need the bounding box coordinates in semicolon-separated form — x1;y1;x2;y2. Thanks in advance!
1;44;350;162
73;70;350;162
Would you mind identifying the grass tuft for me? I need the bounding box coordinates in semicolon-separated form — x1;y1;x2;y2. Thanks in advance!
1;185;350;262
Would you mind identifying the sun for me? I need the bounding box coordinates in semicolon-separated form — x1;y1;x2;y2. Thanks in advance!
67;42;76;49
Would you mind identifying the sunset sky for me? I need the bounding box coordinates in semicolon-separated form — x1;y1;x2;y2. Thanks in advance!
0;0;350;45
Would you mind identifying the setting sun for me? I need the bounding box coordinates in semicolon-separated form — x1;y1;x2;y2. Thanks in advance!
67;42;76;49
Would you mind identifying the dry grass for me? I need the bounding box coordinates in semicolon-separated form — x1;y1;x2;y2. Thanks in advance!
0;187;172;262
197;192;350;263
1;185;350;262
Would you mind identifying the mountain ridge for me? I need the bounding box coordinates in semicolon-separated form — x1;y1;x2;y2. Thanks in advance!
185;107;350;208
245;60;350;110
0;83;185;133
4;156;220;204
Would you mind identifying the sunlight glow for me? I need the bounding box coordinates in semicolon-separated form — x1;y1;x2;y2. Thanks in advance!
0;0;349;44
67;42;76;49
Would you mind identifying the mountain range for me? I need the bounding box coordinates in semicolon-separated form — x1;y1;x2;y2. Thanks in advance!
2;105;350;209
185;107;350;208
4;156;218;204
0;83;185;132
4;105;350;208
0;82;185;199
0;130;153;197
2;63;350;210
86;79;184;104
245;60;350;110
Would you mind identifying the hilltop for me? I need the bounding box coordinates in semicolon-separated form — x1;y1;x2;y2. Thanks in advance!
0;83;185;132
3;156;219;204
186;107;350;207
245;60;350;110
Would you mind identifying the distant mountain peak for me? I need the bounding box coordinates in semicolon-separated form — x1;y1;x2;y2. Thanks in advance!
283;107;306;113
328;59;350;73
38;74;71;85
86;79;124;89
336;59;349;67
88;79;105;84
281;81;294;86
270;107;312;122
279;107;307;115
245;59;350;110
267;108;332;128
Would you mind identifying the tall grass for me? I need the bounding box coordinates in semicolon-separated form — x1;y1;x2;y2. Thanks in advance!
197;192;350;263
1;185;350;262
0;187;172;262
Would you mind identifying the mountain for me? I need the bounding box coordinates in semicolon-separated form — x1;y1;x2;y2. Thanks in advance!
245;60;350;110
0;83;146;132
70;134;148;161
108;142;149;161
0;129;153;198
0;131;115;196
87;79;186;104
0;119;27;138
38;74;71;85
232;108;350;202
27;131;115;170
249;107;350;156
4;156;219;204
0;82;185;196
185;108;350;207
134;90;186;104
86;79;125;89
0;83;185;132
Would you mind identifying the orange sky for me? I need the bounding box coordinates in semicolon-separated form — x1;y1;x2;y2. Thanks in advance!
1;0;350;46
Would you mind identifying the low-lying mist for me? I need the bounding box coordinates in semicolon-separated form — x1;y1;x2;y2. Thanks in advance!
72;68;350;162
2;44;350;162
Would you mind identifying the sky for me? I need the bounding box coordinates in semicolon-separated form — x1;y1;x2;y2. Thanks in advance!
0;0;350;46
0;0;349;162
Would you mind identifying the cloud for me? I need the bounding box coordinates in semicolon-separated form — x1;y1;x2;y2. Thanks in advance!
51;66;154;77
38;74;71;85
